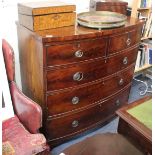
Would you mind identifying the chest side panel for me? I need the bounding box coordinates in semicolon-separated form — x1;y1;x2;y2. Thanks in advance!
17;24;45;109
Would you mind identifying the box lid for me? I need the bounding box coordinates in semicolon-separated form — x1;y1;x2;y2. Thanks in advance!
18;0;76;16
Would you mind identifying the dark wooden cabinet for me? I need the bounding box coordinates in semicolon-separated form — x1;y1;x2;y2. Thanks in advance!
17;17;144;147
96;0;128;15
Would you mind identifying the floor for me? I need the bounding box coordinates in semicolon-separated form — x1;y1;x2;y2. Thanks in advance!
51;74;152;155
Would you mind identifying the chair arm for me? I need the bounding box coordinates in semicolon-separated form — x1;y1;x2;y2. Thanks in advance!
10;81;42;134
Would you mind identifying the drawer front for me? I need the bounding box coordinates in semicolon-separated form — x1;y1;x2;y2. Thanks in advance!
46;38;107;66
46;86;130;140
47;66;134;116
108;28;141;55
46;46;138;91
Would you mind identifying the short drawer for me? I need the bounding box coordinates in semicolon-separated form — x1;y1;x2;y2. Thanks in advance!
46;86;130;140
46;38;107;66
47;65;134;116
108;28;142;55
46;46;138;91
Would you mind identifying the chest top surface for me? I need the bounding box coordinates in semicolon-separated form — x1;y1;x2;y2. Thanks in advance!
21;17;144;43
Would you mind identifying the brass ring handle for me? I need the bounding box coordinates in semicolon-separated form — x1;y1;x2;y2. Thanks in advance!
72;96;79;105
119;78;124;86
75;50;83;58
123;57;128;65
126;38;131;46
115;99;120;106
73;72;83;81
72;120;79;128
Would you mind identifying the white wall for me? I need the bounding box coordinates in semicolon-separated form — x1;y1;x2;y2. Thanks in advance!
122;0;134;7
0;47;14;121
1;0;21;89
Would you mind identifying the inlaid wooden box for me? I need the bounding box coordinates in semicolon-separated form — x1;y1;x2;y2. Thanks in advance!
18;1;76;31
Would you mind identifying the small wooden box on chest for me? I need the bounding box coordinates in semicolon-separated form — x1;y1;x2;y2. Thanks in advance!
18;0;76;31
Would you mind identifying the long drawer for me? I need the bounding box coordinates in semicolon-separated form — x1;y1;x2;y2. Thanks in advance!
108;28;141;55
46;85;131;141
46;38;107;67
46;46;138;91
46;65;135;116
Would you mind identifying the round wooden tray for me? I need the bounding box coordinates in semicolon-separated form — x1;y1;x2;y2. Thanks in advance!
77;11;127;29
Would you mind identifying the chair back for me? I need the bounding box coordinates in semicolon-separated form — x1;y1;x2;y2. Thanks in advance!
2;39;15;82
2;39;43;133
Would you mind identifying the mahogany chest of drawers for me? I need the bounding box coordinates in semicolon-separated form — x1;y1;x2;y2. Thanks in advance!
17;17;144;147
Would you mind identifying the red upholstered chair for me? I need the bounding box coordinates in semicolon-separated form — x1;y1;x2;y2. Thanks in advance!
2;39;50;155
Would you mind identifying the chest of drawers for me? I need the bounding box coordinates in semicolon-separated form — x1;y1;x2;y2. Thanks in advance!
17;17;144;147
